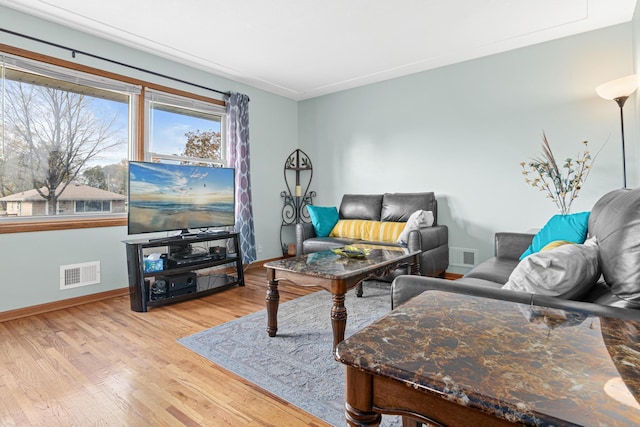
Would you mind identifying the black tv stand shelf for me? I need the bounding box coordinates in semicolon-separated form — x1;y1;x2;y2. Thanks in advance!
123;231;244;312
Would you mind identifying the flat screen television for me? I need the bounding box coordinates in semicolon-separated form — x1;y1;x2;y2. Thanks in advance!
127;161;235;235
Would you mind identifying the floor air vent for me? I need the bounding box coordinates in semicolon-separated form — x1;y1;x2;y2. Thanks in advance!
450;247;478;268
60;261;101;289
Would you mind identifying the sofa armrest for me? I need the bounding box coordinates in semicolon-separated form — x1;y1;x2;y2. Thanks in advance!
494;232;534;260
392;275;532;309
407;225;448;253
391;275;447;308
407;225;449;277
295;223;316;256
391;275;640;321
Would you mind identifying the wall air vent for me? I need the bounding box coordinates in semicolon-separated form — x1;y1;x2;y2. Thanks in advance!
60;261;101;289
449;247;478;268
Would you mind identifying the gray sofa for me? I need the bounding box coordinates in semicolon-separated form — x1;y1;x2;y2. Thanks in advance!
392;188;640;319
296;192;449;278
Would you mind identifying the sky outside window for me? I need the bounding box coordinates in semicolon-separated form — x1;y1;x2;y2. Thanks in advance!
149;107;221;158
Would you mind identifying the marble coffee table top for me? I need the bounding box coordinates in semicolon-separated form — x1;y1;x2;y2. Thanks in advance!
264;244;418;280
336;290;640;426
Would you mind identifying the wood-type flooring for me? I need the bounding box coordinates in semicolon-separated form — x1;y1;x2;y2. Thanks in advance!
0;265;331;426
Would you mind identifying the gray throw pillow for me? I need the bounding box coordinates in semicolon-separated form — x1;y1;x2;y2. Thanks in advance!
502;237;599;299
397;210;434;245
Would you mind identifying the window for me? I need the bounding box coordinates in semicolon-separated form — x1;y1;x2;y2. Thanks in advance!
75;200;112;213
0;48;226;234
0;54;138;223
145;89;226;166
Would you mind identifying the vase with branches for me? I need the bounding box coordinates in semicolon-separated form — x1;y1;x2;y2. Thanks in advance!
520;133;594;215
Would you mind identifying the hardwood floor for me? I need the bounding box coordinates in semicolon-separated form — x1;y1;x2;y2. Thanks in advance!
0;265;331;427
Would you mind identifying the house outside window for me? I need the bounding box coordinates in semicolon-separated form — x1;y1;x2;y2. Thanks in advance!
0;48;226;233
0;53;137;221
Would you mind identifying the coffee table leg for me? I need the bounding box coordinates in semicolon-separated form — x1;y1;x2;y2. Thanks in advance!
345;403;381;427
331;292;347;349
266;269;279;337
345;367;381;426
356;282;363;297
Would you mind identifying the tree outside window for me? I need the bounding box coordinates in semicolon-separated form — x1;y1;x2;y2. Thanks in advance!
0;65;130;218
146;89;225;166
0;52;225;230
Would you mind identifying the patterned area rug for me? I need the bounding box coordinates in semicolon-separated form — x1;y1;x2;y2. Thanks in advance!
178;282;401;426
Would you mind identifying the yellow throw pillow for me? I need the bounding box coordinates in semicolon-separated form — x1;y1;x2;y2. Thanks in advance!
330;220;405;243
330;220;370;239
366;221;405;243
540;240;574;252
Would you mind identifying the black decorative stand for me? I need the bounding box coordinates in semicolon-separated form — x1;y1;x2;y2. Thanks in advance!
280;149;316;255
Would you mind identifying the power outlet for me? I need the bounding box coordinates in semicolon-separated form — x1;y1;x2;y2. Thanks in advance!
257;244;263;253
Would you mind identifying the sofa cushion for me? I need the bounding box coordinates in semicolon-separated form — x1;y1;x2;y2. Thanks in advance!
339;194;383;220
330;219;405;243
381;192;436;222
463;257;521;285
588;188;640;304
306;205;339;237
503;237;599;299
520;212;590;260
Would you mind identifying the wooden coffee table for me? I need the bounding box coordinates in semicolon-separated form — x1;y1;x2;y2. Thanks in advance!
335;290;640;426
263;245;420;350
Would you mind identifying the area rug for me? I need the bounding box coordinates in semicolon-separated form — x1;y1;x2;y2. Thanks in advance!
178;281;401;426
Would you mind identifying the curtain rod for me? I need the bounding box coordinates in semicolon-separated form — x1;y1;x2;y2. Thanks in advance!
0;27;231;98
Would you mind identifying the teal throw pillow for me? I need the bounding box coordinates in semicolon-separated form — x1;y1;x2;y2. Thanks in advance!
307;205;339;237
520;211;590;260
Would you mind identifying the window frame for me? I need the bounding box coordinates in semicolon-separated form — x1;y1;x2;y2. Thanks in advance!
0;43;226;234
144;88;227;166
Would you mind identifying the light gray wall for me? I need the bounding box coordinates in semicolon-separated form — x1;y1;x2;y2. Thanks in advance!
298;23;636;274
0;6;297;311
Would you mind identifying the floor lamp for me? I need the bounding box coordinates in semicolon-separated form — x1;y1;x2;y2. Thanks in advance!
596;74;639;189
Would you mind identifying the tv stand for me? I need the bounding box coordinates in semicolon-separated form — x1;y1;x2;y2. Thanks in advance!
123;231;244;312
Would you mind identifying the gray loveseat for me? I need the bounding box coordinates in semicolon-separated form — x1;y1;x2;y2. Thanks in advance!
296;192;449;278
392;188;640;319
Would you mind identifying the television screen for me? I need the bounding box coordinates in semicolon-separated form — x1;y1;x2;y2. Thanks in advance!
128;161;235;235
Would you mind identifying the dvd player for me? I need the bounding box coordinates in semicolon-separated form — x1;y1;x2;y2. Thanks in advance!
167;254;215;268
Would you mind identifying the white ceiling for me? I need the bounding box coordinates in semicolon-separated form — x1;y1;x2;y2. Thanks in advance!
0;0;637;100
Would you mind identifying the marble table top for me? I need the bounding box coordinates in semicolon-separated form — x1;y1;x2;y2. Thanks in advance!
336;290;640;426
264;244;418;280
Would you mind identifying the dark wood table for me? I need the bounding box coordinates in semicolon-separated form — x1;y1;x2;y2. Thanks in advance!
263;245;420;350
335;290;640;427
